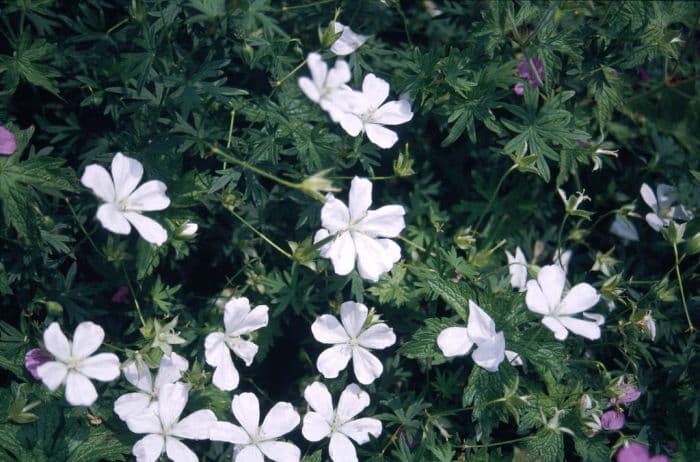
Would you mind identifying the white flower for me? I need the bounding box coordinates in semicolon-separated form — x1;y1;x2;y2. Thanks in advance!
610;214;639;241
177;222;198;238
552;248;572;273
114;352;189;421
311;301;396;385
314;177;405;282
436;300;510;372
81;152;170;246
298;52;352;118
334;74;413;149
640;183;694;232
205;297;269;391
210;392;301;462
126;382;217;462
330;22;368;56
526;265;603;341
505;247;527;291
36;322;120;406
150;317;186;356
302;382;382;462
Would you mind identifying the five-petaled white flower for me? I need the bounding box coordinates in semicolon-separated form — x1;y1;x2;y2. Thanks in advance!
640;183;694;232
302;382;382;462
298;52;352;119
205;297;269;391
505;246;527;291
526;265;603;341
114;352;188;422
335;74;413;149
126;382;217;462
330;22;368;56
311;301;396;385
210;392;301;462
437;300;516;372
314;177;405;282
37;322;120;406
81;152;170;245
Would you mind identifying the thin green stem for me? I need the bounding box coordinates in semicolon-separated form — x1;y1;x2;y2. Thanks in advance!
555;214;569;266
672;242;694;332
331;175;398;181
229;209;293;260
271;58;308;88
120;264;146;327
398;235;427;252
475;165;517;231
460;435;533;449
393;0;413;47
64;198;107;259
224;110;235;169
279;0;335;12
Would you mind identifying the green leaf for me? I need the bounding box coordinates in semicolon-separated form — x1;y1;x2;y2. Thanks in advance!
67;426;130;462
401;318;454;365
525;428;564;462
0;33;60;95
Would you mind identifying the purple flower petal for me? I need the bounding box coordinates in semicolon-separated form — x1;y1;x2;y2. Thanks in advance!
601;409;625;430
616;443;650;462
0;126;17;155
517;56;544;88
111;286;130;304
24;348;53;380
514;82;526;96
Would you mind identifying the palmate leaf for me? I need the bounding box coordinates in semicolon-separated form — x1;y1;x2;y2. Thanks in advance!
401;317;454;366
0;32;60;95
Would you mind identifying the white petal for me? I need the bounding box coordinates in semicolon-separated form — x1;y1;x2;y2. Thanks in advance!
258;441;301;462
610;215;639;241
505;350;523;366
340;301;368;338
337;113;364;137
355;205;405;238
205;332;228;366
132;434;164;462
645;212;665;231
311;314;350;344
122;212;167;246
125;180;170;212
43;322;70;361
340;417;382;444
114;392;152;421
326;232;356;276
471;332;505;372
541;316;569;341
437;327;473;357
233;393;261;437
158;383;188;429
552;249;572;272
365;124;399;149
467;300;497;344
506;247;528;291
172;410;217;439
558;317;601;340
37;361;68;391
321;196;351;233
303;382;334;422
306;53;328;89
348;177;373;222
353;232;394;282
361;74;390;108
298;77;321;103
165;437;198;462
336;384;370;423
79;353;120;381
211;349;240;391
301;412;331;442
372;100;413;125
81;164;115;202
330;22;368;56
351;347;384;385
260;402;300;439
235;445;264;462
656;184;677;210
228;302;269;337
560;283;600;315
582;312;605;326
329;432;358;462
538;265;566;308
96;203;131;235
326;59;352;87
231;338;259;366
640;183;657;210
316;344;352;379
111;152;144;202
357;324;396;349
314;228;332;254
124;359;153;392
209;422;250;444
525;280;550;315
154;352;188;389
65;371;98;406
126;407;162;434
223;297;251;331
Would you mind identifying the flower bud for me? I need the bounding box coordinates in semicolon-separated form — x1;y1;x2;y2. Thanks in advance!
637;311;657;341
46;301;63;315
24;348;52;380
177;222;198;238
300;170;340;197
601;409;625;430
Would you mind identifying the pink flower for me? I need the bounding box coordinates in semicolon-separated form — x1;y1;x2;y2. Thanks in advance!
616;442;670;462
601;409;625;430
0;126;17;155
24;348;52;380
111;286;130;304
610;378;641;406
514;56;544;95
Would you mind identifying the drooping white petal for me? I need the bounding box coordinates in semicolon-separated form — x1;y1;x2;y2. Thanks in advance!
122;212;167;246
124;180;170;212
81;164;115;203
325;232;356;276
126;407;162;435
471;332;505;372
153;352;188;390
303;382;334;422
165;437;198;462
329;432;358;462
505;350;523;366
171;409;218;439
467;300;497;344
525;280;550;315
645;212;665;231
111;152;144;202
230;338;259;366
301;411;332;442
96;203;131;234
656;184;677;210
37;361;68;391
582;312;605;325
298;77;321;103
209;422;250;444
372;100;413;125
353;232;394;281
114;392;152;421
336;384;370;423
316;344;352;379
43;322;70;361
330;22;368;56
558;316;601;340
355;205;405;238
306;53;328;91
235;445;265;462
351;347;384;385
312;314;350;344
78;353;120;381
158;383;188;430
65;371;98;406
357;324;396;349
364;123;399;149
610;215;639;241
640;183;657;210
257;440;302;462
260;402;300;439
552;249;572;273
560;283;600;315
326;59;352;87
538;265;566;310
437;327;473;357
340;301;368;338
340;417;382;444
321;195;351;233
541;316;569;341
205;333;239;391
132;434;165;462
361;74;390;108
232;393;261;437
348;177;373;222
337;112;364;137
506;247;528;291
124;358;153;392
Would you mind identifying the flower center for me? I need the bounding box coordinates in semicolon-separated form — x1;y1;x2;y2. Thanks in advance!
66;357;82;371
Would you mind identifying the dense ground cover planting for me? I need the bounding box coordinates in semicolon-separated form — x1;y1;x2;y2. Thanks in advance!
1;1;699;461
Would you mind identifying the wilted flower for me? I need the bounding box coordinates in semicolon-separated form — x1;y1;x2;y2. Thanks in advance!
514;56;544;95
210;392;301;462
609;377;641;406
302;382;382;462
638;311;657;341
526;265;603;341
330;22;368;56
205;297;268;391
505;247;527;291
314;177;405;282
616;442;670;462
640;183;694;232
0;126;17;155
311;301;396;385
601;409;625;430
81;152;171;245
610;214;639;242
24;348;52;380
37;322;120;406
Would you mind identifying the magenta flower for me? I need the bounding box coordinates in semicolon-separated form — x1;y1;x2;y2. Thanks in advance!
514;56;544;95
24;348;52;380
601;409;625;430
111;286;130;304
0;126;17;155
617;442;669;462
610;378;641;406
